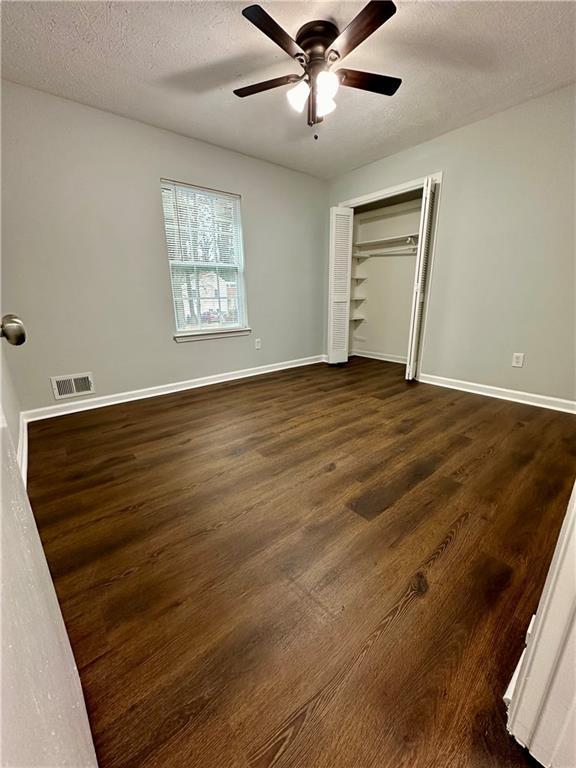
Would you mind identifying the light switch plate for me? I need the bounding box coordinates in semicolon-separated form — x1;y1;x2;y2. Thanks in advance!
512;352;525;368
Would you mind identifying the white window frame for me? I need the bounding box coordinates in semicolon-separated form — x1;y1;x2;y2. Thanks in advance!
160;179;250;342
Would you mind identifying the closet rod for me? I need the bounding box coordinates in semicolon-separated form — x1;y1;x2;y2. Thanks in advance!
353;247;417;258
354;233;419;249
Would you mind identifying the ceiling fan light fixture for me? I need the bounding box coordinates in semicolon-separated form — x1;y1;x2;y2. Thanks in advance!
287;80;310;113
316;70;339;100
317;95;337;117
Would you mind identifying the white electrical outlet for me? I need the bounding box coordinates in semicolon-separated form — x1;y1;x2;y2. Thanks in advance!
512;352;525;368
255;338;262;350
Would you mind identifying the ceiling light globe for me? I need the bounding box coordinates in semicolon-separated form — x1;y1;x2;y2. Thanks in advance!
287;81;310;113
317;96;337;118
317;70;339;100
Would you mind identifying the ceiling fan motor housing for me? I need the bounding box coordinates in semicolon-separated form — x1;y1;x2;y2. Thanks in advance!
295;20;339;61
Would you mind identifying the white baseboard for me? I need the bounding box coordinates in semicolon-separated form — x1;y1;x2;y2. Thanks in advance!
504;647;527;710
17;354;328;484
22;355;328;425
418;373;576;414
17;358;574;487
504;615;536;710
351;350;407;364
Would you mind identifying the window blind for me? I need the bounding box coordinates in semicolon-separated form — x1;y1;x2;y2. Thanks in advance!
161;180;247;334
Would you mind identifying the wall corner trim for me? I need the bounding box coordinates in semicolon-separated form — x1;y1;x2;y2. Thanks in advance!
418;373;576;414
18;354;329;482
17;415;28;486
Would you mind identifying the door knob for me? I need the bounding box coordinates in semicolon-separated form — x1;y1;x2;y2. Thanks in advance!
1;314;26;346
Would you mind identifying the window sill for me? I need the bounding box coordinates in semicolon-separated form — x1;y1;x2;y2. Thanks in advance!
174;327;252;343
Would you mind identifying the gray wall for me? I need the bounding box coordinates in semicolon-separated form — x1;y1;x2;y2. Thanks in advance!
2;82;328;411
3;82;574;413
331;85;576;401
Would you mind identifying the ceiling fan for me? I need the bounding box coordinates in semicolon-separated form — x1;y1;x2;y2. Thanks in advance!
233;1;402;128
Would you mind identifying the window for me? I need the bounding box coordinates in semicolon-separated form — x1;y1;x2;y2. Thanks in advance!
161;180;248;338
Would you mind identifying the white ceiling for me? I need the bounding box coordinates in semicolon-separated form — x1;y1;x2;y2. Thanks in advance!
2;1;575;179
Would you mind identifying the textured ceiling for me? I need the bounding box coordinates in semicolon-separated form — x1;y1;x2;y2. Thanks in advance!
2;1;575;178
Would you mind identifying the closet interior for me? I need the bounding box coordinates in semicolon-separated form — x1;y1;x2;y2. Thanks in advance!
327;175;437;377
350;188;424;365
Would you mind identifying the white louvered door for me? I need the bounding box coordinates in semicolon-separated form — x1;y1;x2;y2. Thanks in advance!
327;207;354;364
406;178;436;380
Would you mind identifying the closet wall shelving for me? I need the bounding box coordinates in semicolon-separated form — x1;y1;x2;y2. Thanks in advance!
350;233;420;327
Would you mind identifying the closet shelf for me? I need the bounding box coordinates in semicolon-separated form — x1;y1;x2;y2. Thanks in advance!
350;314;367;321
350;296;367;302
354;233;419;249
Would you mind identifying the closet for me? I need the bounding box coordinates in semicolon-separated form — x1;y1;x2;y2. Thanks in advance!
327;176;437;379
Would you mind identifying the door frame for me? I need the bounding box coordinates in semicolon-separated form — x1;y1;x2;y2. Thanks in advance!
337;171;443;380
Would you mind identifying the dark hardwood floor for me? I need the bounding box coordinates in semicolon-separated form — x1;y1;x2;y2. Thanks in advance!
27;358;575;768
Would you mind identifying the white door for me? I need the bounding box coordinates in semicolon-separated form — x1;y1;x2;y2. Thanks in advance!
1;421;98;767
327;206;354;364
506;480;576;767
406;177;436;380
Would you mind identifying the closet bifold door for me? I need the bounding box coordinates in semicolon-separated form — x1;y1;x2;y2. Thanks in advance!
406;178;436;380
327;206;354;364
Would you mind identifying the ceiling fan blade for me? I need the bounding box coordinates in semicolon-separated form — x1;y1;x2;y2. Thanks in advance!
242;5;306;61
233;74;302;98
329;1;397;61
337;68;402;96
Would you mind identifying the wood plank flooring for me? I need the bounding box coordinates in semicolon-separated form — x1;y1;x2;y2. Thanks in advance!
27;358;576;768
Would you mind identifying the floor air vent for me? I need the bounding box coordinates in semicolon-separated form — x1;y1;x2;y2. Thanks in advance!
51;372;95;400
